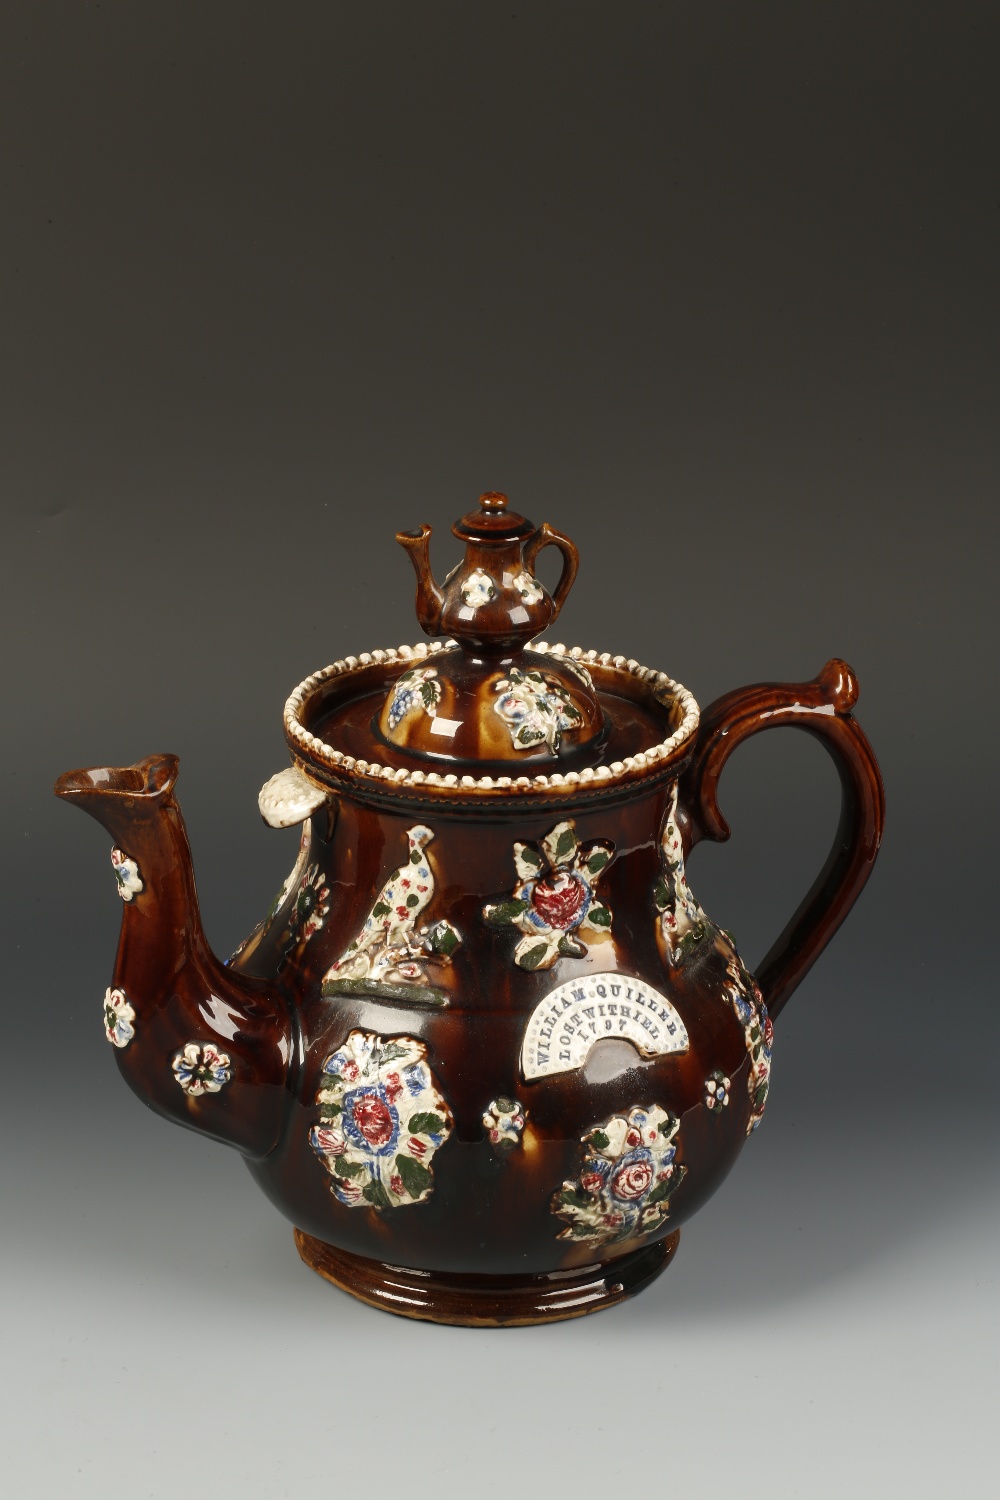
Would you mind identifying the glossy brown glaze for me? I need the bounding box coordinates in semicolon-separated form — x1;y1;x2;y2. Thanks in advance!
55;497;885;1325
679;658;886;1019
54;756;291;1157
294;1228;680;1326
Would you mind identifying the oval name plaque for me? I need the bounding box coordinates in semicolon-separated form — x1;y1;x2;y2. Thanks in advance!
520;972;689;1081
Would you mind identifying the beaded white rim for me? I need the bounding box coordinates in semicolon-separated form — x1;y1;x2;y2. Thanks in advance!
283;640;700;796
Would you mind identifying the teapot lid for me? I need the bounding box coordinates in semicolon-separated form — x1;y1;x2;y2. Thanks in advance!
385;493;604;767
280;494;701;805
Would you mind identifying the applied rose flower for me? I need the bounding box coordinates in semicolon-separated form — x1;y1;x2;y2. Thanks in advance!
351;1091;394;1146
580;1171;605;1196
763;1014;774;1048
531;870;587;930
610;1156;654;1200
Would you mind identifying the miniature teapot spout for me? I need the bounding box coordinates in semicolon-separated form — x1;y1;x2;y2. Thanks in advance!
55;754;291;1159
396;523;446;635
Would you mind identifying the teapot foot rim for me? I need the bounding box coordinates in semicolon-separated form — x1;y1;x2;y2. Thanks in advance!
292;1227;680;1327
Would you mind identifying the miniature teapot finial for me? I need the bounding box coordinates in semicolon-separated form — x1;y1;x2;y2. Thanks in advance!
397;492;579;656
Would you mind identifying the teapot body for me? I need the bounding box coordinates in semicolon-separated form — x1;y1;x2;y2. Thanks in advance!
56;494;883;1324
236;776;767;1280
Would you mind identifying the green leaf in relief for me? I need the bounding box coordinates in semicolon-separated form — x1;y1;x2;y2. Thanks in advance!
587;904;612;927
420;681;438;709
428;921;459;955
372;901;391;919
406;893;419;908
586;849;611;874
410;849;423;865
516;726;545;746
363;1177;391;1209
645;1179;675;1207
484;898;528;926
518;942;551;971
558;934;586;957
554;828;578;861
333;1155;365;1178
395;1152;432;1200
652;877;670;910
588;1130;610;1151
519;845;541;867
560;1187;594;1210
380;1042;409;1063
407;1112;446;1136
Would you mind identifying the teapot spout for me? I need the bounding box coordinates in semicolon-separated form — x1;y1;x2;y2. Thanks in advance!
55;754;291;1160
396;524;446;635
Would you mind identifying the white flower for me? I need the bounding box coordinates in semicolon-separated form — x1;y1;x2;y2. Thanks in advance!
482;1096;526;1148
110;847;143;901
172;1042;232;1096
461;569;496;608
705;1072;731;1111
103;987;136;1048
512;569;544;604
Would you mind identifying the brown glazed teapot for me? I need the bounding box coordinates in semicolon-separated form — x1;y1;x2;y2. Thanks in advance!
55;494;884;1326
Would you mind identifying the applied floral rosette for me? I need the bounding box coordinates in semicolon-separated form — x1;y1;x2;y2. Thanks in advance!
704;1070;731;1113
482;1096;526;1150
492;666;582;752
103;986;136;1048
309;1030;454;1209
110;847;143;902
483;819;613;970
172;1042;233;1096
553;1104;686;1247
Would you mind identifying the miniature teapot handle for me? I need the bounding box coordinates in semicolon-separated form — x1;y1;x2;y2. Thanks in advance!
678;659;885;1021
522;522;580;622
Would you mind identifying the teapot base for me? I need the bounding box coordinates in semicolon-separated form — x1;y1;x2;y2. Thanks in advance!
292;1227;680;1327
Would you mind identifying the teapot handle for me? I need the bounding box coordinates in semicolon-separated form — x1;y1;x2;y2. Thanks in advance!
677;659;885;1021
522;522;580;622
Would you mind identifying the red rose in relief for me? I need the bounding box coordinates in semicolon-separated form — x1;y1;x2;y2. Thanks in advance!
763;1014;774;1048
531;871;587;930
580;1171;605;1196
352;1091;394;1147
384;1071;403;1104
610;1156;654;1201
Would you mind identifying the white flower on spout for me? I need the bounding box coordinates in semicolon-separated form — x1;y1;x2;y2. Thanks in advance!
172;1042;233;1097
103;987;136;1048
110;847;143;901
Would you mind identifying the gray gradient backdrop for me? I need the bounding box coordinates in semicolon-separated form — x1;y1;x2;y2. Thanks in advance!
2;4;997;1496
